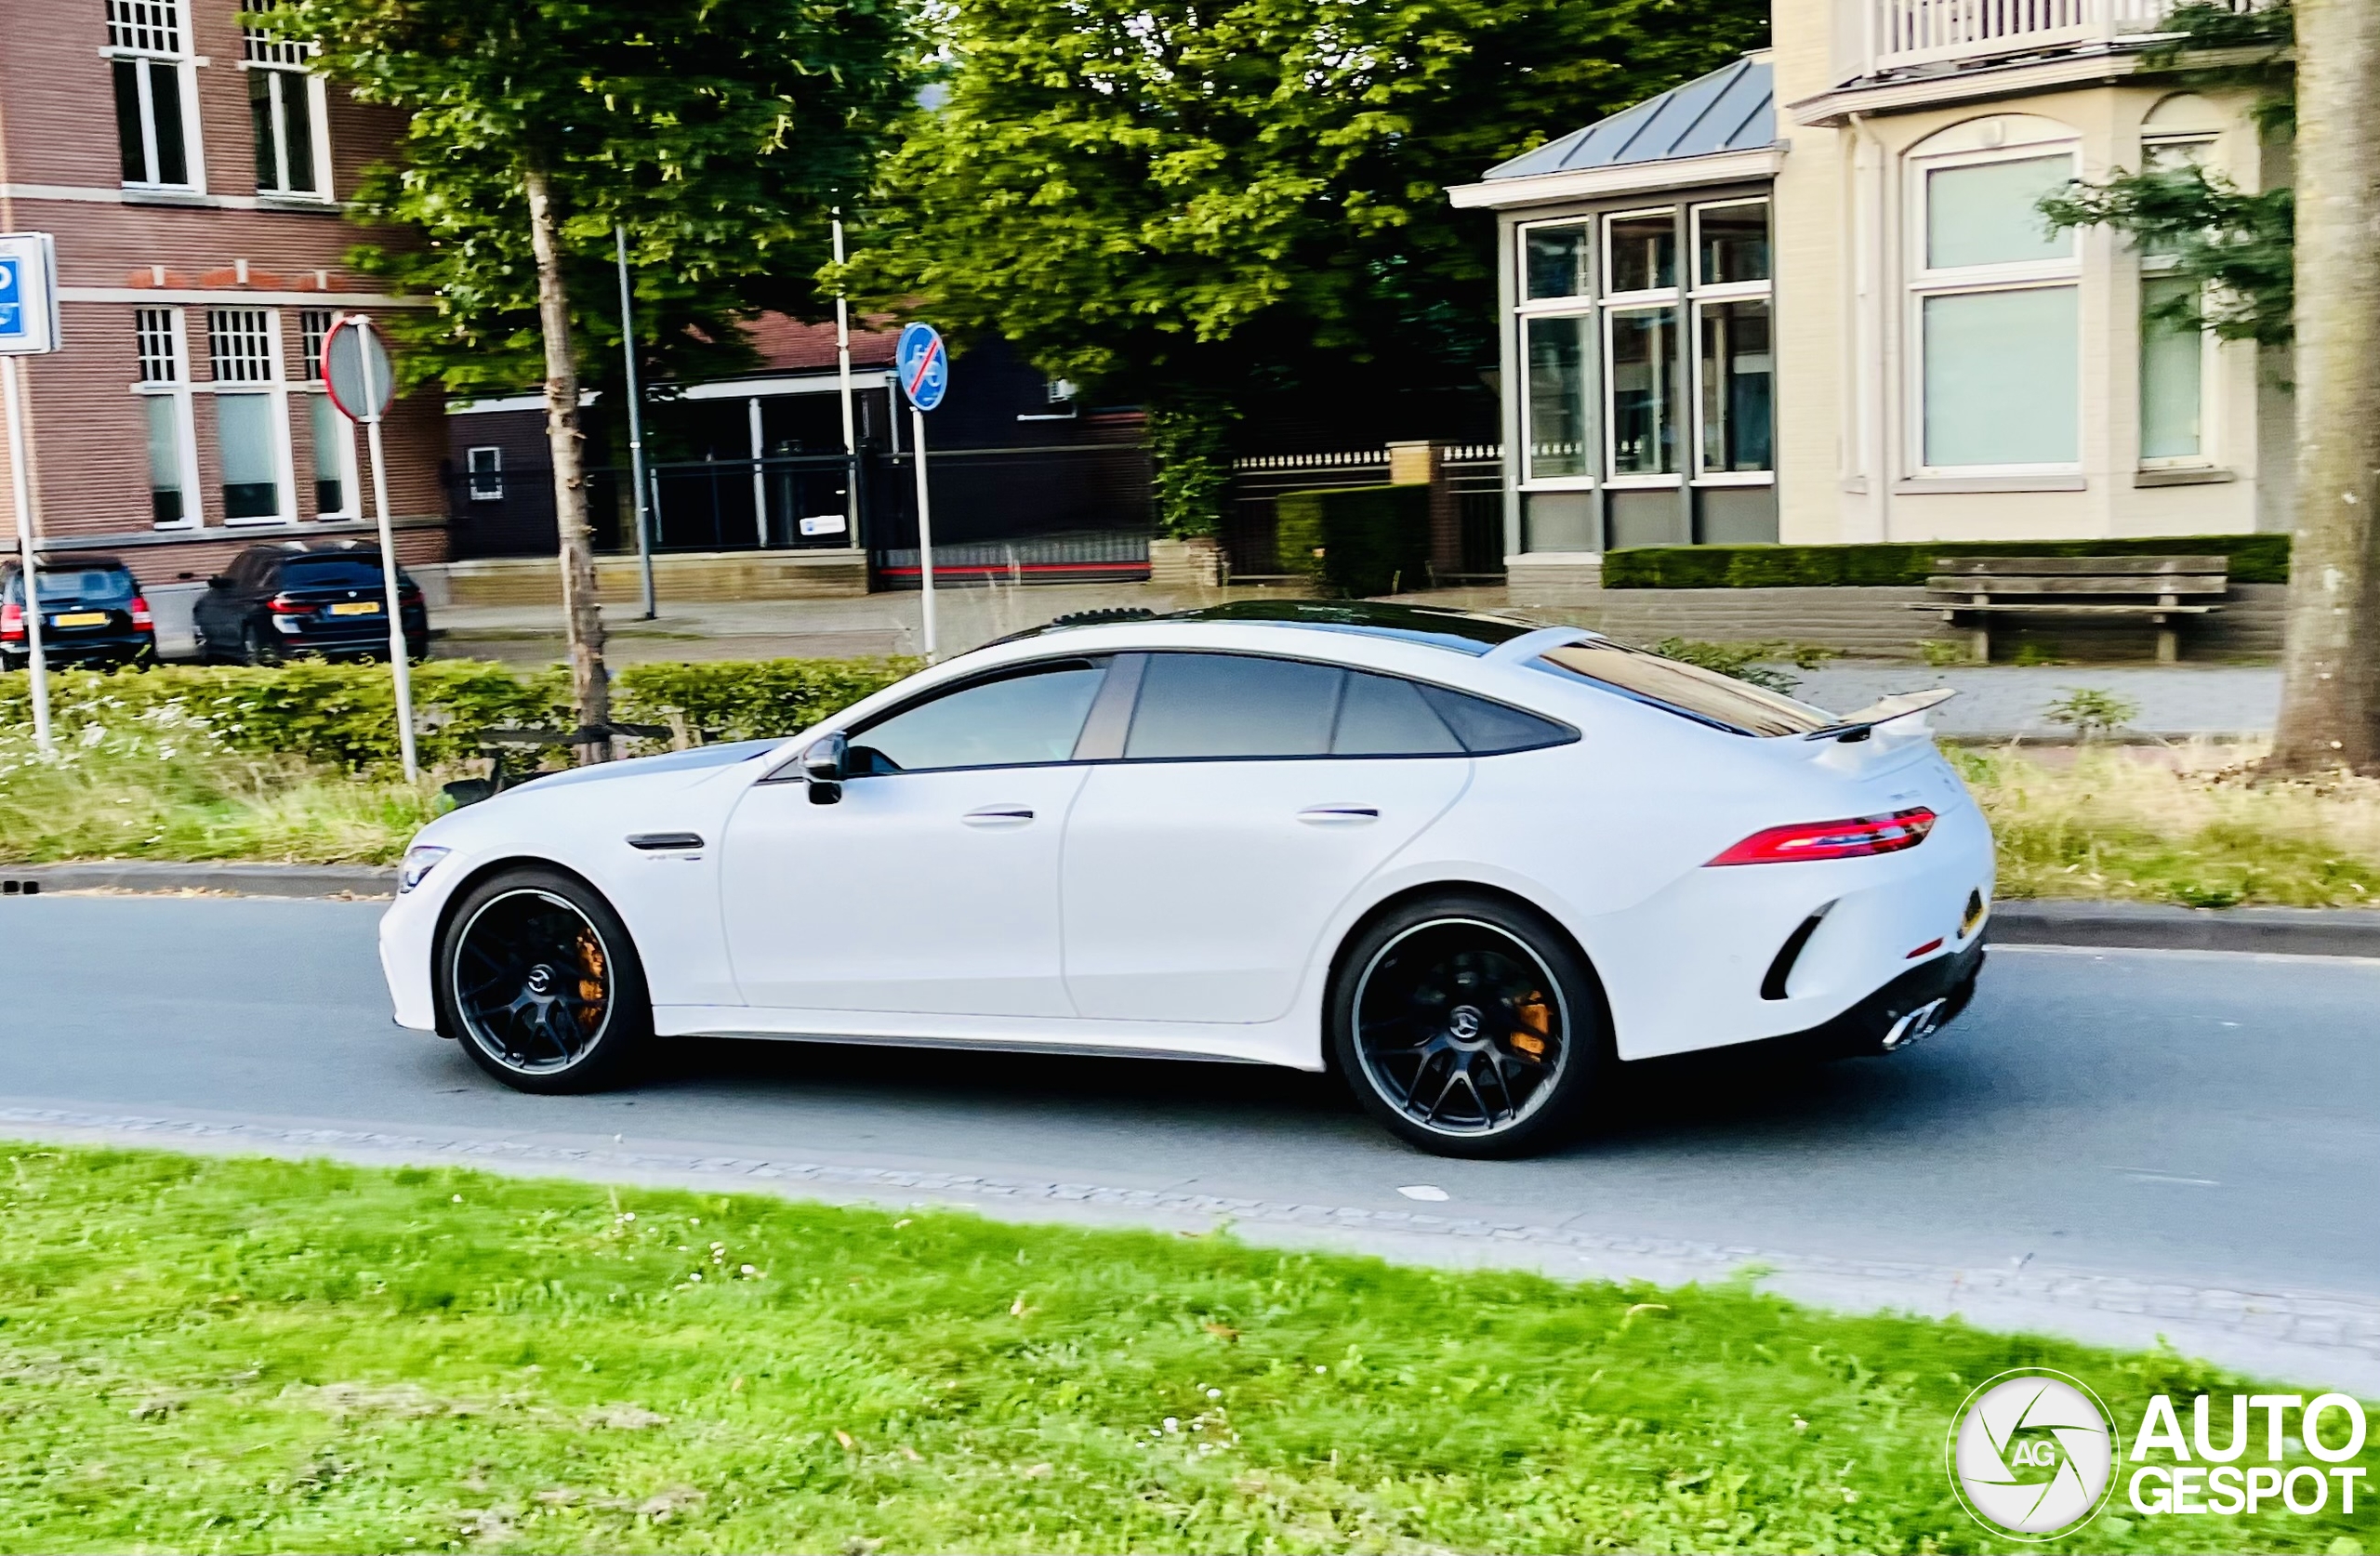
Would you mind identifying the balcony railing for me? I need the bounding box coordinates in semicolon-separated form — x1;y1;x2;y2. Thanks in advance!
1871;0;2187;72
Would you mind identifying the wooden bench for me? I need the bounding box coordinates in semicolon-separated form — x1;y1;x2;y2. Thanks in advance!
1914;556;2228;663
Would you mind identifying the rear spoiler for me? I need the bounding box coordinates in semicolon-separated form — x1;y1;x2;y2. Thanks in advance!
1801;687;1958;743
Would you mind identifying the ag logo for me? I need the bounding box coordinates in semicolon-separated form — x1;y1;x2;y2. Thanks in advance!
1948;1369;2121;1539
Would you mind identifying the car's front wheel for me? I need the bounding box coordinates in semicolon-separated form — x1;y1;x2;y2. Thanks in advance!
1330;893;1606;1158
436;867;653;1094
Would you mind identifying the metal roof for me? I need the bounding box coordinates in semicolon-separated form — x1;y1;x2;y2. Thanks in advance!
1484;56;1776;182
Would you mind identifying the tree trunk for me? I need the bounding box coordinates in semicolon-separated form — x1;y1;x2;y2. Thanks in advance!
524;163;612;762
2268;0;2380;773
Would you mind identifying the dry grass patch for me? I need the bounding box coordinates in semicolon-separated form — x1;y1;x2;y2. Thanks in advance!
1954;740;2380;907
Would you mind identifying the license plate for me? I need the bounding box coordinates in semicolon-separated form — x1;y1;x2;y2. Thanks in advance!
53;612;108;627
329;601;381;616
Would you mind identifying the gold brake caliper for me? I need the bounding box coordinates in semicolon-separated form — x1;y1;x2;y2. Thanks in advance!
1508;991;1552;1061
575;928;608;1033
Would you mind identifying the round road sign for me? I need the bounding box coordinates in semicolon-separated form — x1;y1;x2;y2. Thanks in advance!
322;314;395;423
895;322;948;413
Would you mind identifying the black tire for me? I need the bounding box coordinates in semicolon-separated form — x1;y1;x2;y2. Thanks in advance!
435;866;654;1094
1329;892;1607;1158
240;622;278;666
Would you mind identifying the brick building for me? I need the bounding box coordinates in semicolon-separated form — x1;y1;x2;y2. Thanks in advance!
0;0;444;600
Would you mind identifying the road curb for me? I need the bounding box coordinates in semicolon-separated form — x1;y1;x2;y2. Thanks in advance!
0;861;395;899
1992;899;2380;957
6;865;2379;954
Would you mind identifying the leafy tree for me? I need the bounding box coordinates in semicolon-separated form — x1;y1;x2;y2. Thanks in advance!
2040;1;2294;347
846;0;1765;535
269;0;909;747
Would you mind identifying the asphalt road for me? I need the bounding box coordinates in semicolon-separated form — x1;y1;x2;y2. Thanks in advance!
5;895;2377;1385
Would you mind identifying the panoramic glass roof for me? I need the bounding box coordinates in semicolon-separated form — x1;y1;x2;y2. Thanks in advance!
1153;600;1544;655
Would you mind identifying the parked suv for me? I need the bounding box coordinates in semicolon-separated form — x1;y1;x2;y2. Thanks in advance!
192;542;430;665
1;558;156;672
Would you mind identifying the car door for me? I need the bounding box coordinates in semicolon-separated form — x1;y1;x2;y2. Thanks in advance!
719;655;1112;1018
1060;653;1480;1025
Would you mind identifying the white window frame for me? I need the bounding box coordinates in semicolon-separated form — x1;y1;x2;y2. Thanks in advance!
133;306;203;530
2133;132;2221;471
104;1;205;193
1687;199;1776;486
298;313;356;519
1602;299;1685;488
1905;138;2085;479
1514;215;1600;492
241;64;334;199
1601;205;1681;304
203;308;298;525
467;446;506;502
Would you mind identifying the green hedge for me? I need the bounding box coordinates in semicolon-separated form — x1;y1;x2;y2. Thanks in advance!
0;656;918;774
1274;483;1431;598
1600;534;2293;589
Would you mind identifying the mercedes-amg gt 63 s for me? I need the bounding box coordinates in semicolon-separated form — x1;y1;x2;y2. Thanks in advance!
382;603;1992;1156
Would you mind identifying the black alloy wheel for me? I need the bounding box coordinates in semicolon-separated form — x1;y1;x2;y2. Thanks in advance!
1331;894;1605;1158
437;868;652;1093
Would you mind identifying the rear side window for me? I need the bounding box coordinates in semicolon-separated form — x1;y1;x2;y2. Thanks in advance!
1534;640;1833;736
1123;653;1572;760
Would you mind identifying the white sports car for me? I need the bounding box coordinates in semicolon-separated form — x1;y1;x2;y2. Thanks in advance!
380;602;1993;1157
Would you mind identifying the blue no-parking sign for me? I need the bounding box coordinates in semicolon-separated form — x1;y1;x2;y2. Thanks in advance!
895;322;948;413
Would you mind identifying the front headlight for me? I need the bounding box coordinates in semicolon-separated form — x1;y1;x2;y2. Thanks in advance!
398;844;451;894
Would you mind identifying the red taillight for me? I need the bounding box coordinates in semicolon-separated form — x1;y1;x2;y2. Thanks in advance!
399;587;422;607
1708;807;1937;866
266;594;311;614
130;595;153;629
0;601;20;641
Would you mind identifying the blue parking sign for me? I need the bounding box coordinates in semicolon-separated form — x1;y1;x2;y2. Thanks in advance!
0;257;21;341
0;234;59;354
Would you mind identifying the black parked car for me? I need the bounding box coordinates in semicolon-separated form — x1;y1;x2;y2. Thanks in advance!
192;542;430;666
1;557;156;672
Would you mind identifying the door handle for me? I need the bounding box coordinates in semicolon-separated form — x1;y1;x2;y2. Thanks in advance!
627;831;705;851
1297;804;1380;824
962;805;1035;825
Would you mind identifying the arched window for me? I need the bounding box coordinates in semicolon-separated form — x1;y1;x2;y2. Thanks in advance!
1905;115;2082;475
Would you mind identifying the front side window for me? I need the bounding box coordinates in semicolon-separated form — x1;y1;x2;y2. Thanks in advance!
1913;145;2081;472
110;1;192;189
850;660;1108;772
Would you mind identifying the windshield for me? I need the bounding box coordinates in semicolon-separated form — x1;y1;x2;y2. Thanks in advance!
7;568;136;605
280;558;396;591
1532;640;1837;737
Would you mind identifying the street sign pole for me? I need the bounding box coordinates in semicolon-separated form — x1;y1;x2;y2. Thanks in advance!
0;232;62;756
324;314;417;783
910;403;936;659
893;323;948;663
831;210;857;529
2;354;49;752
614;223;656;621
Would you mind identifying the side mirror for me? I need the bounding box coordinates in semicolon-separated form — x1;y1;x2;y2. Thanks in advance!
802;732;848;805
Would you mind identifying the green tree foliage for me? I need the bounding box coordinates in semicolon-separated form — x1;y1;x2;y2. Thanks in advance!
846;0;1765;534
2041;1;2294;346
263;0;913;401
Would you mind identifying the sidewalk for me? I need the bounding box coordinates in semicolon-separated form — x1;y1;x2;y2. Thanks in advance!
430;582;2282;736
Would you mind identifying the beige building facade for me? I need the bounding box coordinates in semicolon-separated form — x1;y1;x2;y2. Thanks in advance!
1448;0;2287;570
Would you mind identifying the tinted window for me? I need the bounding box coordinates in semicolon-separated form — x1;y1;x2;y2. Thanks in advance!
280;557;393;591
1334;671;1462;756
1127;653;1342;759
7;569;134;605
1158;600;1540;655
1419;684;1574;754
1533;641;1833;737
852;661;1106;772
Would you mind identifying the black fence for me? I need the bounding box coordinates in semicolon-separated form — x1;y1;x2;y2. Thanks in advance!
447;442;1156;588
1223;451;1391;578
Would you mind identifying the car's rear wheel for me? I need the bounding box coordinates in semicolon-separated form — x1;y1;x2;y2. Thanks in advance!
436;867;653;1094
1331;893;1606;1158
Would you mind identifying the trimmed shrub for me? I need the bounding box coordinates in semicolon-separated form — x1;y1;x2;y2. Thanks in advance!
0;656;918;773
1274;483;1432;598
1599;534;2292;589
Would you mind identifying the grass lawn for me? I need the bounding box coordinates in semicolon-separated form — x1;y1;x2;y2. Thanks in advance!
0;1147;2365;1554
